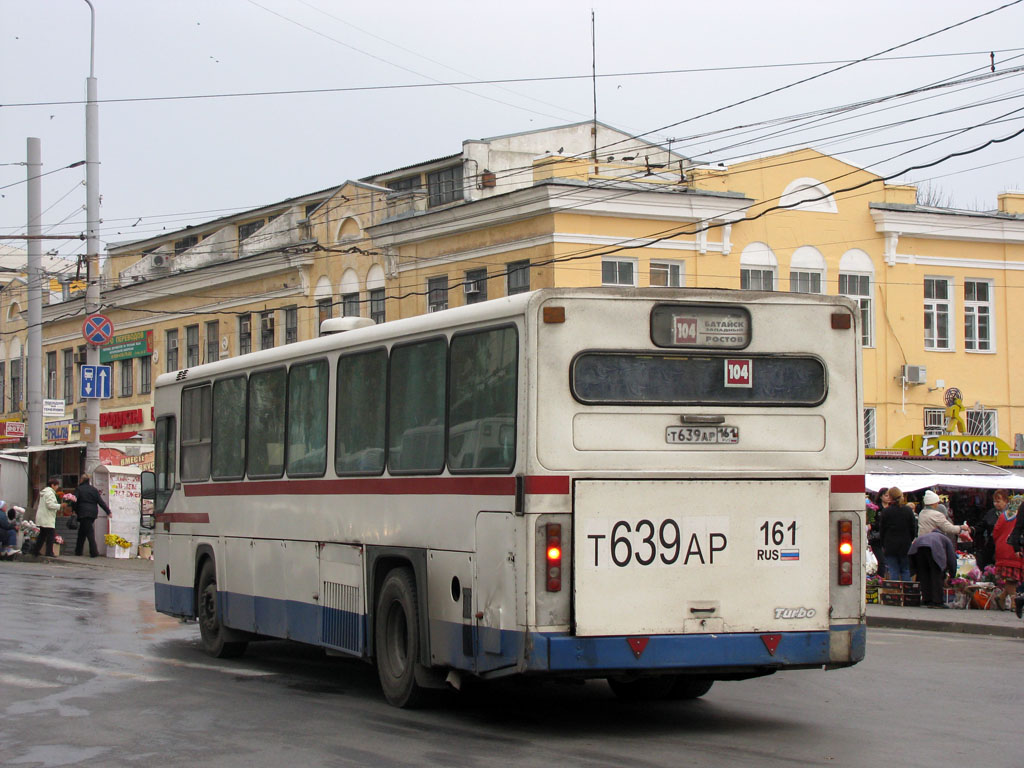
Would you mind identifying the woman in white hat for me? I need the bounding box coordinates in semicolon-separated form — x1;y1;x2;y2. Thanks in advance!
918;489;969;543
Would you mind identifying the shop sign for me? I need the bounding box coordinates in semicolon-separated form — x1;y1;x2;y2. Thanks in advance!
889;434;1015;466
99;408;144;429
1;421;25;438
100;447;154;471
866;449;909;458
100;330;153;363
45;419;73;442
43;399;65;419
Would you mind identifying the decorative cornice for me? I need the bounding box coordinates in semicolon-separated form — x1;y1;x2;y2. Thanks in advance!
870;206;1024;244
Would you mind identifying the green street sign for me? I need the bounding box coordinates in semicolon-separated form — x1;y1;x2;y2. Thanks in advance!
100;329;153;363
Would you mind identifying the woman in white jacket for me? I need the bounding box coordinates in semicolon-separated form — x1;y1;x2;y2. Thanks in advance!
31;476;61;557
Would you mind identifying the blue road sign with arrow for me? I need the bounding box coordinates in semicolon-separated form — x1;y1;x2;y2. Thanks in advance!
80;364;112;399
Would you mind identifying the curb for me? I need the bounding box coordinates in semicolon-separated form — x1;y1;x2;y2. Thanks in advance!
867;614;1024;639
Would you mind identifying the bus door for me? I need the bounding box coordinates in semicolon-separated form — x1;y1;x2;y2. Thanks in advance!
473;511;520;672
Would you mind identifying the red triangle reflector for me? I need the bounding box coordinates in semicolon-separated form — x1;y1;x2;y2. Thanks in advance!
761;634;782;656
627;637;649;659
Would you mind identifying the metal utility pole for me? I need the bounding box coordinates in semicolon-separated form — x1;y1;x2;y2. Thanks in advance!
26;138;43;447
83;0;101;473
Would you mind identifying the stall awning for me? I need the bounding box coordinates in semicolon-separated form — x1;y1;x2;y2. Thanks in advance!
865;458;1024;492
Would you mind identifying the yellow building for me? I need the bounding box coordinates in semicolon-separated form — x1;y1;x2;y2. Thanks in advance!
3;123;1024;469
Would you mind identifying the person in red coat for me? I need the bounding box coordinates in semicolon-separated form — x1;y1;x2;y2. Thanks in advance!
992;494;1024;615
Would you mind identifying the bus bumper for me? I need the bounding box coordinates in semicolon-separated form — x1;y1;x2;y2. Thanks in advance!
525;623;866;673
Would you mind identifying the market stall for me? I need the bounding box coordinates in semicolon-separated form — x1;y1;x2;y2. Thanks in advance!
92;464;144;558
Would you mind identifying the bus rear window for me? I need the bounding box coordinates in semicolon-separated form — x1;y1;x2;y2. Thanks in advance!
572;353;826;406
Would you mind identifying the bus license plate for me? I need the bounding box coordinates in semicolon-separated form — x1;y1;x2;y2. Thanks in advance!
666;426;739;444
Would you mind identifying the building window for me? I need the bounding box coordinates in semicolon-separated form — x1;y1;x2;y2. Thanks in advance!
924;407;946;436
165;330;179;373
506;260;531;295
464;268;488;304
789;271;822;294
602;259;636;286
237;219;264;242
966;408;997;436
427;165;463;207
839;272;874;348
140;355;152;395
370;289;386;324
77;345;86;402
740;268;775;291
120;359;133;397
388;175;421;192
63;349;73;404
964;279;993;352
650;261;683;287
205;321;219;363
427;276;448;313
186;324;200;368
924;277;952;351
260;311;275;350
342;293;360;318
317;298;332;330
173;235;198;255
10;358;21;412
285;306;298;344
46;351;57;399
239;314;252;356
863;407;876;449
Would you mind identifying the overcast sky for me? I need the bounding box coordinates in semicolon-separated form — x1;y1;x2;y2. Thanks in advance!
2;0;1024;274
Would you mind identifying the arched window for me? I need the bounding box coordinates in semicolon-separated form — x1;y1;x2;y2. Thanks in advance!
314;276;333;328
789;245;826;294
739;242;777;291
780;177;838;213
336;217;362;242
839;249;875;347
339;268;360;318
366;264;386;324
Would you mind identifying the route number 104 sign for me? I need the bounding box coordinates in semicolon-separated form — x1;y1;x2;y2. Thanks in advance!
724;358;752;388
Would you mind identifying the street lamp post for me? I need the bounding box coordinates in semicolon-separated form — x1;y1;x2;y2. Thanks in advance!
83;0;101;473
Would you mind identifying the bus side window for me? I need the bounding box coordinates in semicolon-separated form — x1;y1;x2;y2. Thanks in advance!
212;375;247;480
336;349;387;475
248;368;287;478
154;415;176;514
448;326;517;473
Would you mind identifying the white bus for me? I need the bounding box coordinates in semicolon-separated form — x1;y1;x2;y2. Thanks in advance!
149;287;866;707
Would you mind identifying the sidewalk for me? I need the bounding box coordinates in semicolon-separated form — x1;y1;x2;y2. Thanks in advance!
866;602;1024;639
3;552;155;572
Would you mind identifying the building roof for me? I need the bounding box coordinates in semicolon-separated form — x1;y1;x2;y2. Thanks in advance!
869;201;1024;221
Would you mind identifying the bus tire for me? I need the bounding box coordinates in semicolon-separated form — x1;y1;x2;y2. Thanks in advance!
668;676;714;699
606;675;676;701
197;560;247;659
375;567;428;708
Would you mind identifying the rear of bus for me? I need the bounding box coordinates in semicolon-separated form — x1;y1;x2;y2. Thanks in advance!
525;288;865;691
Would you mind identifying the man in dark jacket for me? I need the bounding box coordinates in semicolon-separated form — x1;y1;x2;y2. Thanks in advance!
73;474;110;558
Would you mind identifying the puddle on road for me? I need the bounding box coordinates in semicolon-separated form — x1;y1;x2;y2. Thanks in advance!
8;744;111;766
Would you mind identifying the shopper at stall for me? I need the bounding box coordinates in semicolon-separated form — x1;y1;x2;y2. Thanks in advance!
0;501;18;558
72;473;109;558
918;490;970;543
30;477;61;558
992;494;1024;614
909;529;957;608
1007;505;1024;618
878;486;916;582
974;490;1008;571
868;488;888;578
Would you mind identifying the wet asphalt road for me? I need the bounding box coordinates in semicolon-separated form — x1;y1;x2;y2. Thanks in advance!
0;559;1020;768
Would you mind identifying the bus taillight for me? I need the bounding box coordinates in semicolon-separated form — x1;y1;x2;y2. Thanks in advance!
546;523;562;592
838;520;853;585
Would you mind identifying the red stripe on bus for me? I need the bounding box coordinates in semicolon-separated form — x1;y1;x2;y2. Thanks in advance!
183;476;522;497
524;475;571;495
154;512;210;523
830;474;865;493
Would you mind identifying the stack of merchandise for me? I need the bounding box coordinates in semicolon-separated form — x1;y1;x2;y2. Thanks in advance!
878;579;921;607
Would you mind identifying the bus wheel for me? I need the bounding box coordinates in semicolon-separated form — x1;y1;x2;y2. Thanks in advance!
197;560;247;659
668;676;714;699
375;567;427;708
606;675;676;701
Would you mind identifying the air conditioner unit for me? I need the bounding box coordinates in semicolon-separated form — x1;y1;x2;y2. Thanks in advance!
74;352;88;365
463;282;480;295
261;316;274;331
74;406;86;421
152;254;169;267
240;319;251;335
901;364;927;385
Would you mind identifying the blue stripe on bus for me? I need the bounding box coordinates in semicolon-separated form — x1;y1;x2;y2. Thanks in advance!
154;583;864;672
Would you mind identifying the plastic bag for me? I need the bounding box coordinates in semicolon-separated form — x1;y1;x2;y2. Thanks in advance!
865;547;878;576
